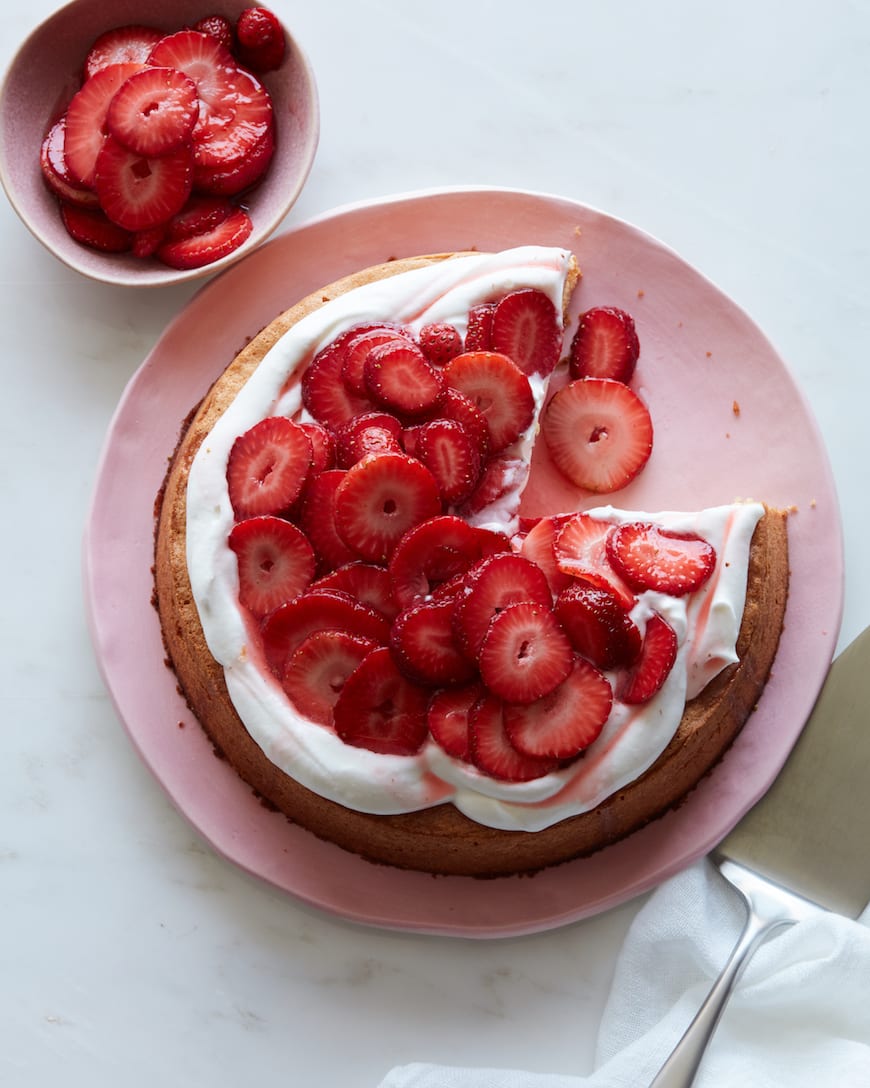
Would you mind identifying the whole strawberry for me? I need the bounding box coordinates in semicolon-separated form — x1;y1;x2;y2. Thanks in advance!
418;322;463;367
235;6;286;72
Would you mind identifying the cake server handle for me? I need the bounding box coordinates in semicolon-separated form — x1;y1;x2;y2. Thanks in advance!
647;860;811;1088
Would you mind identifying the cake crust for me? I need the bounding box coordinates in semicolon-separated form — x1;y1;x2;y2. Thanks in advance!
154;253;788;877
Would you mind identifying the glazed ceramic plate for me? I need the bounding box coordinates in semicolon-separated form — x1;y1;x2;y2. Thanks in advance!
83;187;843;938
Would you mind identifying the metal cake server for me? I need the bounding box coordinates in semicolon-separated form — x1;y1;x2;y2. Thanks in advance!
650;624;870;1088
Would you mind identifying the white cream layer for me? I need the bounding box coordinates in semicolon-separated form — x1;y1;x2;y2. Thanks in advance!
185;247;762;831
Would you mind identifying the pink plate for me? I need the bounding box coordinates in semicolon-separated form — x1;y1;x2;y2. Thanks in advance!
83;187;843;937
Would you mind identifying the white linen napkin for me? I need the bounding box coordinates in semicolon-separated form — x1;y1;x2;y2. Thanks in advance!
377;860;870;1087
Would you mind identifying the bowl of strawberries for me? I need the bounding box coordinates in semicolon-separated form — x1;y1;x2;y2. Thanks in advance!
0;0;319;286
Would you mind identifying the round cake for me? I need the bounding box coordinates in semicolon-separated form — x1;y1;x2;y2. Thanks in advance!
154;246;789;877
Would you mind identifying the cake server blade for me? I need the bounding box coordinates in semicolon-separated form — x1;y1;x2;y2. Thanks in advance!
649;624;870;1087
716;622;870;916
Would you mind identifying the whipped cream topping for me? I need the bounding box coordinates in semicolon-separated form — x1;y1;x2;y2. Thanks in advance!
185;247;763;831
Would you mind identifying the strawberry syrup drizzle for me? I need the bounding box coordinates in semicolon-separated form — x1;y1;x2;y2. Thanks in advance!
413;765;456;805
691;507;735;644
278;357;308;400
523;705;648;809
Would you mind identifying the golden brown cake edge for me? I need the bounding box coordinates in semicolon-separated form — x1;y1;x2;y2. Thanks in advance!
153;252;788;878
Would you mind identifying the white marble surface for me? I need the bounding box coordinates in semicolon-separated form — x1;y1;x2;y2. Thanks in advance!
1;1;867;1084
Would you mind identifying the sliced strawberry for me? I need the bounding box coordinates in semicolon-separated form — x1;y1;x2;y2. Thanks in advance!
443;352;534;452
464;302;495;352
341;326;411;395
297;469;358;572
190;65;273;172
418;322;463;367
226;416;312;519
543;378;653;493
427;683;484;761
335;411;403;468
620;612;678;704
505;657;613;759
235;5;287;72
303;324;375;401
311;561;398;620
40;119;100;207
399;423;423;458
490;288;562;376
64;62;145;187
149;31;276;192
457;455;526;519
106;67;199;157
333;451;442;564
333;647;430;756
606;522;717;596
414;418;481;506
94;137;194;231
469;693;559;782
296;421;336;474
452;552;552;659
192;15;235;52
83;26;163;81
391;598;477;687
157;206;253;269
261;588;390;675
302;338;374;430
477;601;573;704
364;340;446;417
192;123;274;195
147;30;237;118
554;514;635;609
519;515;573;595
430;570;473;602
228;515;315;618
281;630;377;726
59;203;132;253
553;582;642;669
164;194;234;241
131;224;167;258
388;515;510;609
316;323;384;387
569;306;639;383
439;388;491;459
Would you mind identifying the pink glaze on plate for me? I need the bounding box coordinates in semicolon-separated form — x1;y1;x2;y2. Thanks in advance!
83;188;843;937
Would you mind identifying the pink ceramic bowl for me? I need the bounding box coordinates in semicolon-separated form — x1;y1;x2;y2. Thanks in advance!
0;0;319;287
